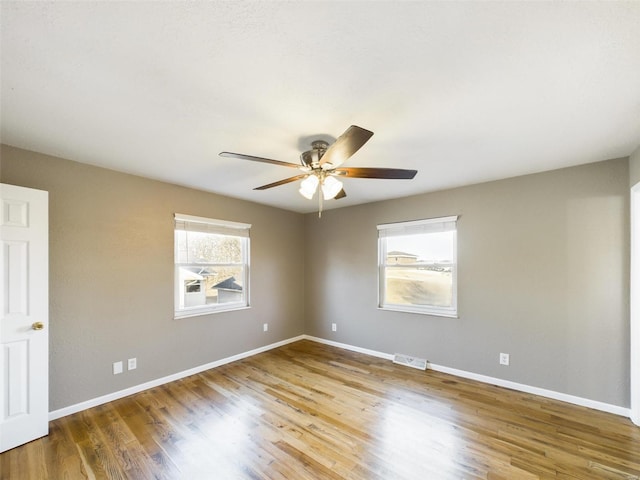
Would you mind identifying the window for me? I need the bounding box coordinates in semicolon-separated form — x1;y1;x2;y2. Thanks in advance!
174;213;250;318
378;216;458;317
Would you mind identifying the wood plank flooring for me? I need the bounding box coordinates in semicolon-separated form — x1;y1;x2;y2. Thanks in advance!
2;339;640;479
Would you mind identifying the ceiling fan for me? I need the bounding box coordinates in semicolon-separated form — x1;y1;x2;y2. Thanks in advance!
219;125;418;216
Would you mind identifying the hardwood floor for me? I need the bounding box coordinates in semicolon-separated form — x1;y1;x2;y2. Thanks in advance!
2;339;640;479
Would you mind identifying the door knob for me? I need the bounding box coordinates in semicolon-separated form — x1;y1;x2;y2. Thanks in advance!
32;322;44;331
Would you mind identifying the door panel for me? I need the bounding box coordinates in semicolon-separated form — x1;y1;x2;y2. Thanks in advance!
5;340;29;417
0;183;48;452
4;240;29;315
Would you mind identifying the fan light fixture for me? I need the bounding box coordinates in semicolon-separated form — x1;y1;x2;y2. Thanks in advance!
321;175;343;200
298;173;343;201
299;174;319;199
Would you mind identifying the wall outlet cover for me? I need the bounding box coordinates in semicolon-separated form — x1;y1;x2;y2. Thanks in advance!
500;353;510;366
113;361;123;375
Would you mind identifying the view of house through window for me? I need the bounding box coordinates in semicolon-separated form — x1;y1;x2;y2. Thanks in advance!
378;216;458;317
174;214;250;318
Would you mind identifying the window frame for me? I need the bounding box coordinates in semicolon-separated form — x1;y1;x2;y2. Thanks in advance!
174;213;251;319
377;216;458;318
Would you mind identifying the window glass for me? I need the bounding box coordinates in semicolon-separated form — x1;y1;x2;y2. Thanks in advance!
378;216;457;317
174;214;250;318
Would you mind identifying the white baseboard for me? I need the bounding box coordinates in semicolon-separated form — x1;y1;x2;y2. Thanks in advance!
428;363;630;417
303;335;395;361
49;335;306;421
303;335;631;418
50;333;630;421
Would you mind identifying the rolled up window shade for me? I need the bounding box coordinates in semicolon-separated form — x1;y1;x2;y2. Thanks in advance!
174;213;251;238
377;215;457;238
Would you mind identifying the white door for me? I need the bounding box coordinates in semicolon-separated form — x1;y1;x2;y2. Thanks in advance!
0;183;49;452
632;184;640;426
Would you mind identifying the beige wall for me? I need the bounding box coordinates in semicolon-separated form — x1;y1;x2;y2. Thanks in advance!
1;145;305;411
630;144;640;187
1;144;632;411
304;158;630;407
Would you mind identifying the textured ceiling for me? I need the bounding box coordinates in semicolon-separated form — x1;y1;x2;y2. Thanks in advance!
1;1;639;213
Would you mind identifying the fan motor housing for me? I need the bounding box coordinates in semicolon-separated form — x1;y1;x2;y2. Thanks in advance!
300;140;329;168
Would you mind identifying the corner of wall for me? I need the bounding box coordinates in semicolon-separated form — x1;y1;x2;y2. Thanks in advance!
629;143;640;187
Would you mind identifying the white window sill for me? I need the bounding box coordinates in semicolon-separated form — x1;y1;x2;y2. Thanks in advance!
378;305;458;318
175;305;251;319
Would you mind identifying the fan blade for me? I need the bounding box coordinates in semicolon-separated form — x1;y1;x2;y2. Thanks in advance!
220;151;302;169
254;174;308;190
336;167;417;179
319;125;374;168
335;188;347;200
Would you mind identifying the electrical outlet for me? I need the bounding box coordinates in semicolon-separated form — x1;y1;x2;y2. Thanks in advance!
332;323;337;332
128;358;137;370
113;361;123;375
499;353;510;366
263;323;268;332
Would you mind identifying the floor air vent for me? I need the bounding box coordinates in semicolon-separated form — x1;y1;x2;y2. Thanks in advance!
393;353;427;371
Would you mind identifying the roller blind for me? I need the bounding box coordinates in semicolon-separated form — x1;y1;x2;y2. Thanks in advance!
174;213;251;238
377;215;457;238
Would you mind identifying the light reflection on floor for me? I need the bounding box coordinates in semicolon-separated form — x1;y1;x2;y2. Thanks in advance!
371;393;467;478
176;402;255;478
